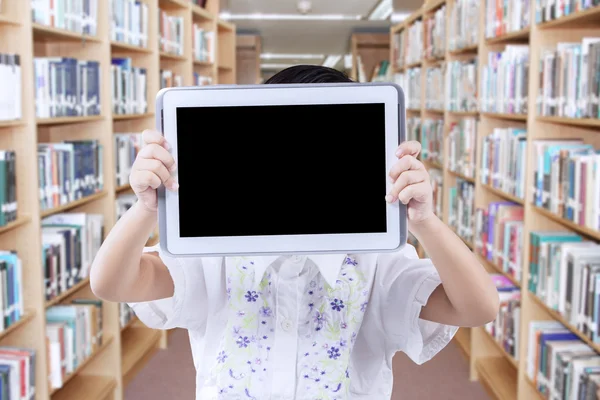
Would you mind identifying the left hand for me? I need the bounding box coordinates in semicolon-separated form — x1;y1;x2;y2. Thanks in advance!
386;141;434;225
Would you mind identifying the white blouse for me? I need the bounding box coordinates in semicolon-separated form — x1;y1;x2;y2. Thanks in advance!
129;244;457;400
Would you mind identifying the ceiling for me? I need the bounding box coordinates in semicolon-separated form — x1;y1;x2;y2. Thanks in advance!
220;0;422;72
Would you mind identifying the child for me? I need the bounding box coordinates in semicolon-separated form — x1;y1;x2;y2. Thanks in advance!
91;66;499;400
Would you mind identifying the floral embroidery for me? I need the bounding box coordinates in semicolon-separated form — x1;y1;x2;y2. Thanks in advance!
330;298;344;311
259;306;272;317
236;336;250;348
217;351;227;363
327;347;341;360
245;290;258;302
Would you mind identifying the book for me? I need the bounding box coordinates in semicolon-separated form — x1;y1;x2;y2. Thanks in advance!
449;179;475;243
31;0;98;36
0;347;36;400
392;30;406;71
111;58;148;115
406;117;421;143
485;275;521;360
0;251;24;332
0;53;21;122
480;127;528;199
485;0;531;39
447;118;477;178
193;24;215;63
480;45;530;115
430;168;443;219
0;150;17;226
160;69;183;89
109;0;149;48
405;19;423;66
159;8;184;56
421;118;444;165
448;0;479;51
33;57;101;118
445;59;478;112
425;64;445;111
535;0;600;24
194;73;213;86
424;5;446;60
114;133;142;187
395;68;421;110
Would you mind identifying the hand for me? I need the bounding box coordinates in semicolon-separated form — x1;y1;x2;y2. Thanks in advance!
129;130;178;212
386;141;434;225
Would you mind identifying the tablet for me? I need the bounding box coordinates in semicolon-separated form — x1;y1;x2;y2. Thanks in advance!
156;82;407;257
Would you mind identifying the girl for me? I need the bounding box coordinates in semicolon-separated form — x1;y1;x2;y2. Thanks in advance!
91;66;499;400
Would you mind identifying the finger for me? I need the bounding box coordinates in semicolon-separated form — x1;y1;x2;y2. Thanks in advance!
386;170;426;203
398;182;430;205
138;143;176;171
396;140;421;158
142;129;170;150
134;159;178;190
130;170;162;191
388;155;424;182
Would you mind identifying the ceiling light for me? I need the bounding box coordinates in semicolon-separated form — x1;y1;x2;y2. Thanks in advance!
368;0;393;20
220;13;362;21
391;12;410;23
261;53;324;60
322;55;342;69
261;63;295;70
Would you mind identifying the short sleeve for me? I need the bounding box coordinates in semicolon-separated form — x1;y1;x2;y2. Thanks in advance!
375;244;458;365
127;243;208;331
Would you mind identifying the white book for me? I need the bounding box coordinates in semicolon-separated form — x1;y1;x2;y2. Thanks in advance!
42;232;67;294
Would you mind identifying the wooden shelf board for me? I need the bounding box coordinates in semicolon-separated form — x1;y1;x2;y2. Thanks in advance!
32;23;101;42
159;52;187;61
50;335;115;395
422;159;444;170
448;110;479;117
538;5;600;29
424;108;444;114
524;376;546;400
194;60;214;67
536;115;600;128
115;183;132;193
448;169;475;183
448;45;478;55
0;311;35;341
113;113;154;121
454;328;471;360
46;278;91;309
529;292;600;354
481;112;527;121
0;119;24;128
0;215;32;235
121;327;162;376
405;61;422;69
159;0;189;8
405;9;423;25
423;0;446;13
41;191;108;218
532;205;600;241
218;19;235;31
406;108;421;114
52;375;116;400
121;316;139;332
37;115;104;126
485;27;530;45
477;253;522;288
480;327;519;369
481;184;524;205
0;14;20;26
110;41;152;54
192;4;214;20
475;357;518;400
218;65;233;71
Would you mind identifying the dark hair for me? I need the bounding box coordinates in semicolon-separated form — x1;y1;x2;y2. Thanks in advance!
264;65;353;84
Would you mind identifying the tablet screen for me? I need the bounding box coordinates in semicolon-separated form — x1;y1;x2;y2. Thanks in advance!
176;103;387;238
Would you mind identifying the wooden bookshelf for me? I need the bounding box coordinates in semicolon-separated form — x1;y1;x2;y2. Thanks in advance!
390;2;600;399
0;1;236;399
351;32;390;82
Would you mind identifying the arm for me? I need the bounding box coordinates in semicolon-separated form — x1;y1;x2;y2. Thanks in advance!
90;130;178;303
387;141;499;327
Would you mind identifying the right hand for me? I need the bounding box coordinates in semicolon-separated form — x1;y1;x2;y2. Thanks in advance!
130;129;178;212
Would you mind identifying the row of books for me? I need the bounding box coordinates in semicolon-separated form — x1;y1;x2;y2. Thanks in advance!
109;0;149;48
42;213;104;302
159;9;184;56
405;20;423;66
448;0;479;51
192;25;215;63
46;300;104;389
421;118;444;165
160;69;183;89
392;31;406;70
447;118;477;179
0;54;21;122
0;347;36;400
445;59;478;112
480;128;527;200
194;73;212;86
531;139;600;231
424;6;445;60
449;179;475;243
0;251;24;333
38;140;104;211
111;58;148;115
406;117;420;143
394;69;421;110
0;151;17;227
528;232;600;342
425;65;444;111
486;275;521;361
535;0;600;24
114;133;142;187
31;0;98;36
484;0;531;39
528;320;595;399
538;37;600;120
33;57;101;119
475;203;524;282
480;46;529;116
430;168;443;219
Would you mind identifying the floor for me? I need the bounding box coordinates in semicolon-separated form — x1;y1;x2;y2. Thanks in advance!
125;329;490;400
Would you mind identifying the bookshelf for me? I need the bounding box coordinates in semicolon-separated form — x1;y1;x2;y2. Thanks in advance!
350;32;390;82
0;1;235;399
236;34;262;84
391;1;600;399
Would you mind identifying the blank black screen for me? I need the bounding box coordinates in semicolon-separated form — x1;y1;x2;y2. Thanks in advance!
176;103;387;237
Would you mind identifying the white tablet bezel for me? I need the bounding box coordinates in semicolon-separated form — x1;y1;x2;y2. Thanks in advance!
157;83;407;256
